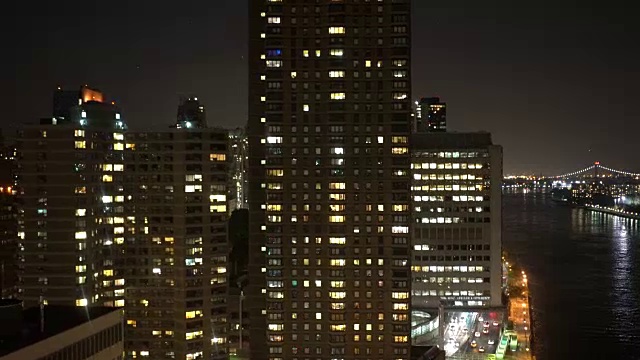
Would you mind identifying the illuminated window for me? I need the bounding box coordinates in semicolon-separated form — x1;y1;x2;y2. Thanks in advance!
75;299;88;306
329;215;345;223
210;205;227;213
102;174;113;182
75;209;86;217
329;71;345;78
329;26;346;34
74;129;85;137
113;133;124;141
266;60;283;68
74;186;86;194
330;49;344;57
113;143;124;150
210;153;226;161
75;231;87;240
74;141;86;149
330;92;346;100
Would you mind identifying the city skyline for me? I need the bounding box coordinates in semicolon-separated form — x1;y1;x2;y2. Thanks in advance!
4;0;639;175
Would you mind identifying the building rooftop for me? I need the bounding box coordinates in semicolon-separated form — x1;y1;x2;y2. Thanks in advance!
412;131;493;149
0;300;119;357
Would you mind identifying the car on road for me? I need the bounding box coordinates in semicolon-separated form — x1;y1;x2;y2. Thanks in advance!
478;316;484;322
470;340;477;348
483;321;490;328
462;327;468;333
475;331;481;337
488;339;495;345
478;346;486;353
492;320;500;326
482;328;489;334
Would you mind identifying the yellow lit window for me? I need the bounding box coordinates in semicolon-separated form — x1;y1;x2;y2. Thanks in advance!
113;143;124;151
329;71;345;78
113;133;124;141
330;92;346;100
75;265;86;273
392;147;408;154
74;186;86;194
74;129;84;137
329;215;345;223
267;169;284;177
115;299;125;307
210;153;226;161
329;182;346;190
103;269;114;277
210;205;227;213
75;298;88;306
102;174;113;182
329;26;345;34
113;164;124;171
74;141;86;149
303;50;309;57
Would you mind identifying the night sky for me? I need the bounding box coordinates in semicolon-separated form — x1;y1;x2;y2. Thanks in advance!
3;1;638;175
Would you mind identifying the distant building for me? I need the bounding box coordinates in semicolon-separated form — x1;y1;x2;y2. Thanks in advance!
0;135;17;299
416;97;447;133
17;90;127;307
122;128;230;360
176;97;206;129
18;88;231;359
228;128;248;212
0;300;123;360
410;132;503;309
53;85;105;120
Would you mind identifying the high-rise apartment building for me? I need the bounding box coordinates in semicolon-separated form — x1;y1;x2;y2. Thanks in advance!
18;88;231;359
0;137;17;299
17;95;127;308
229;128;249;212
415;97;446;133
248;1;413;359
410;133;502;309
122;128;230;360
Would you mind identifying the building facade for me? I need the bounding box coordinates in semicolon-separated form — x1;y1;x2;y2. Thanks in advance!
17;96;127;308
228;128;249;212
0;139;17;299
122;128;230;360
248;1;413;359
410;133;502;310
18;88;231;359
415;98;446;133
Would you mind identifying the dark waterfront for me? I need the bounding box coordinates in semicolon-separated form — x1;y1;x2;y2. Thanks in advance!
504;190;640;359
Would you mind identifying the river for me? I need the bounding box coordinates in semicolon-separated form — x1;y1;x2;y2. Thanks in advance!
504;190;640;359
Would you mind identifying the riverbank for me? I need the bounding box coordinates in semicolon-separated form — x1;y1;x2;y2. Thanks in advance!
585;205;640;220
504;260;535;360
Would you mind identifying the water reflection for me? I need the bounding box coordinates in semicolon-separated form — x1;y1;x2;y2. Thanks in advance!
504;190;640;360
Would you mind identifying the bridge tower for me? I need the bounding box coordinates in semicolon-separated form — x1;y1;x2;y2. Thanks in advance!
594;161;600;178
